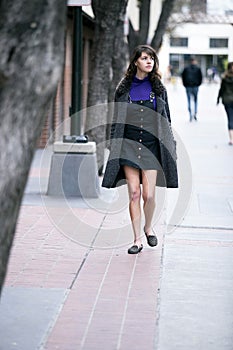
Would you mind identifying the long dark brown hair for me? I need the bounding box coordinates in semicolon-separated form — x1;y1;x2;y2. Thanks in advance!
125;45;161;81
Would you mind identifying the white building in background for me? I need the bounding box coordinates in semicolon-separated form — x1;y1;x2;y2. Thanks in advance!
126;0;233;80
157;0;233;79
159;13;233;80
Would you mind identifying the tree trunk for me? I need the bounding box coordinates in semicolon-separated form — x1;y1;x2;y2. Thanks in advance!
128;19;139;57
0;0;66;296
128;0;151;56
138;0;151;44
85;0;128;174
150;0;176;51
107;13;129;144
128;0;176;54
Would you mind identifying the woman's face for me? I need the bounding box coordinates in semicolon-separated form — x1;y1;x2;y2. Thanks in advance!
135;51;155;75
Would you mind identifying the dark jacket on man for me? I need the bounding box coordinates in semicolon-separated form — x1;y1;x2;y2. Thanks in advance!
182;63;203;87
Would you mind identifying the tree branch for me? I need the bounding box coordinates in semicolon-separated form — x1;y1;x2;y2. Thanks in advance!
150;0;176;51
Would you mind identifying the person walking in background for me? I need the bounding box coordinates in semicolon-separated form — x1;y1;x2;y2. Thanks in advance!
217;62;233;145
102;45;178;254
181;57;203;122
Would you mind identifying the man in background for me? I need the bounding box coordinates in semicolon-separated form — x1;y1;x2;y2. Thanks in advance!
182;57;203;122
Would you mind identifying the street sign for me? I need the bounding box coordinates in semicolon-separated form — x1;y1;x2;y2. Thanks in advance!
67;0;91;5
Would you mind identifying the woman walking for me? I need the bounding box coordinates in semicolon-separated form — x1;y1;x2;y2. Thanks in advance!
102;45;178;254
217;62;233;145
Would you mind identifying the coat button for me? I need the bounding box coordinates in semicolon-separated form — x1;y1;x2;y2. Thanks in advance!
140;108;144;112
138;155;141;159
139;139;142;142
139;147;142;150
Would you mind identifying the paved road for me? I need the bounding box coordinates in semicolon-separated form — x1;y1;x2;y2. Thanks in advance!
0;81;232;350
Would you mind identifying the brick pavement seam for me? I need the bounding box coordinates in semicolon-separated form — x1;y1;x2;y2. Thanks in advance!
38;212;109;348
178;225;233;231
39;289;70;350
69;213;108;290
79;244;117;349
153;231;166;350
116;255;138;350
40;211;109;348
69;250;90;290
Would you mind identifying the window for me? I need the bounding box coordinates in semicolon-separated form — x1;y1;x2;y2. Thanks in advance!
209;38;228;48
170;37;188;47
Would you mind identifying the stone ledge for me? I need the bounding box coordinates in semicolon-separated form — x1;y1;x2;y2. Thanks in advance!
53;141;96;154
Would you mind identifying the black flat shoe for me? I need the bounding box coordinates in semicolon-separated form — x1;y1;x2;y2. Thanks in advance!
144;227;158;247
128;244;143;254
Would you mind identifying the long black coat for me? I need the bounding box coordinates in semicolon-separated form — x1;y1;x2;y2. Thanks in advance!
102;76;178;188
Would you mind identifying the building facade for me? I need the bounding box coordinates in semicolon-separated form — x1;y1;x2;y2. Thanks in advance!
159;13;233;81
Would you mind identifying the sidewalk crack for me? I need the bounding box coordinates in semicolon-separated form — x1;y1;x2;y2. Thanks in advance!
69;213;108;290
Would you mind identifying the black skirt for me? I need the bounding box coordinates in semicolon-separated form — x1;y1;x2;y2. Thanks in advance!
120;100;162;170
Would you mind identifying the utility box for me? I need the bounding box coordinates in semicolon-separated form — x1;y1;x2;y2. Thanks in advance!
47;141;100;198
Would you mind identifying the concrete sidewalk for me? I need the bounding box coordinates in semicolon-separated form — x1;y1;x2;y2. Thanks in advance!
0;81;232;350
157;81;233;350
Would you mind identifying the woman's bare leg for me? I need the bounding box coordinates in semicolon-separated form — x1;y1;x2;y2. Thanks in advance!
141;170;157;235
123;166;142;246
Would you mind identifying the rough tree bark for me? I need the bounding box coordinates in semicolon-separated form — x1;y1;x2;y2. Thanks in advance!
138;0;151;44
128;0;176;53
85;0;128;174
150;0;176;51
0;0;66;296
107;7;129;142
128;0;151;55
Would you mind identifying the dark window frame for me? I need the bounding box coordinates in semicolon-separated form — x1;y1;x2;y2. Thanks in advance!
209;38;228;48
170;37;188;47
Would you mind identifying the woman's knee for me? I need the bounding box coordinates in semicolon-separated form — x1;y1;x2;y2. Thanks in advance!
130;187;141;202
142;192;155;204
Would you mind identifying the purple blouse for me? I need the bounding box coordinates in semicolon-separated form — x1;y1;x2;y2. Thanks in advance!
129;76;156;109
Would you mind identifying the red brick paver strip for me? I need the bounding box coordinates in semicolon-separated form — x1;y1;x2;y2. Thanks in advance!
5;205;165;350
